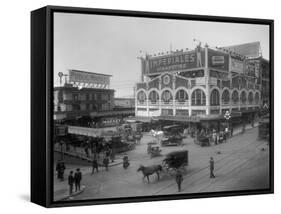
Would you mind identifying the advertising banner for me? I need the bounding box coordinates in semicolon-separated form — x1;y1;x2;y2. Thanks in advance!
245;61;256;77
208;49;229;71
144;49;205;74
69;70;110;85
230;57;244;73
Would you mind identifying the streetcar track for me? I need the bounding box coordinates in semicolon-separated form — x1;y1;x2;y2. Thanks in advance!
153;139;267;195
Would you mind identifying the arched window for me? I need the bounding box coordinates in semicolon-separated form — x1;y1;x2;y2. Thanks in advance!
148;91;159;103
137;91;146;104
255;92;260;105
248;92;254;104
176;89;188;102
222;90;230;105
232;91;239;104
210;89;220;106
240;91;247;104
191;89;206;106
162;90;173;104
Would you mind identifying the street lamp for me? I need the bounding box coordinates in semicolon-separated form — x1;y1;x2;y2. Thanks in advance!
224;111;231;138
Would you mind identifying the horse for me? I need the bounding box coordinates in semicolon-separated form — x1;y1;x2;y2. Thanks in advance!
137;164;162;184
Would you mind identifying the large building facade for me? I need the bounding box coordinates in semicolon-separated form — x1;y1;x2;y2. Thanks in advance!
54;70;134;127
135;42;269;130
54;85;115;121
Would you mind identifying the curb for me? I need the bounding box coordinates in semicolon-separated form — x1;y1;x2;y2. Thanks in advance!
59;186;86;201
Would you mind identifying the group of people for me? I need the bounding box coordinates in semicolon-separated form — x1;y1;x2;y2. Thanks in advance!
212;130;230;145
175;157;215;192
68;168;82;195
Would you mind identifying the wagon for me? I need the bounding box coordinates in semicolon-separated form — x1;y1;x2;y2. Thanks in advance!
149;146;162;158
162;150;188;171
194;135;210;147
161;135;183;146
147;141;158;154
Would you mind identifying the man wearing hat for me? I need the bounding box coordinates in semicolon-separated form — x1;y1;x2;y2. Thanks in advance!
209;157;215;178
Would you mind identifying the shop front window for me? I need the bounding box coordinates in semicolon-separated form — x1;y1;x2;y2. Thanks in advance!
191;89;206;106
210;89;220;106
232;91;239;104
248;92;254;104
222;90;230;105
176;89;188;103
148;91;159;104
162;90;173;104
255;92;260;105
240;91;247;104
137;91;146;104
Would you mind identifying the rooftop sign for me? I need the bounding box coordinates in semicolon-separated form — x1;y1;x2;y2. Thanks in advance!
142;48;205;75
68;70;111;86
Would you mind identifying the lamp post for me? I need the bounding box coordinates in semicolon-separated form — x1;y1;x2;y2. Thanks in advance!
224;111;231;140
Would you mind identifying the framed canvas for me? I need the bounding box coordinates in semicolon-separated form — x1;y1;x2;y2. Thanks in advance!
31;5;274;208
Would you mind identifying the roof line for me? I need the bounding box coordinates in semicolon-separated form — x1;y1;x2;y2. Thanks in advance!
68;69;112;77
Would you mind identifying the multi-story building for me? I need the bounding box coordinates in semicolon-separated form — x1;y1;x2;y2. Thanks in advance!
135;42;269;131
54;84;115;120
54;70;134;127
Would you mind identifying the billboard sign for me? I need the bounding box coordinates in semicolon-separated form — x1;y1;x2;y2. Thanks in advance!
245;61;256;77
230;57;244;73
208;49;229;71
69;70;110;85
143;49;205;75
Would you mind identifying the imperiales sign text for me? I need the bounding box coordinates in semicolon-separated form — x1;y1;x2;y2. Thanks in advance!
149;52;196;69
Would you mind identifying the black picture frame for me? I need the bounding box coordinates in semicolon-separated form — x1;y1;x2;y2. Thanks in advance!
31;5;274;208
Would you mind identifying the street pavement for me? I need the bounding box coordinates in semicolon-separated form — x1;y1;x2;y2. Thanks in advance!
59;125;270;201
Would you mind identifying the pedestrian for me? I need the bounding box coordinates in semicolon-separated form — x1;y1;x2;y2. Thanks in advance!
92;158;99;174
175;169;183;192
105;148;110;158
123;154;130;169
110;148;115;163
74;168;82;192
213;131;218;145
103;156;109;171
56;160;66;181
209;157;215;178
84;146;89;158
68;171;74;195
55;161;61;180
223;131;227;143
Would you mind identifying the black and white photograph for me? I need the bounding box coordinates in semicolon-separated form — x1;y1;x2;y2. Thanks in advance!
51;10;272;203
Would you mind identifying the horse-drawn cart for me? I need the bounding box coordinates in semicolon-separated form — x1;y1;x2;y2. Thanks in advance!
162;150;188;172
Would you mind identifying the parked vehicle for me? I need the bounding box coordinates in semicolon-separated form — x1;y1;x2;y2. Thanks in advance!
194;135;210;147
161;135;183;146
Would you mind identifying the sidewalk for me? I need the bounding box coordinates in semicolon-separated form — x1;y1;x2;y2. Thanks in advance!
232;122;259;136
53;158;123;201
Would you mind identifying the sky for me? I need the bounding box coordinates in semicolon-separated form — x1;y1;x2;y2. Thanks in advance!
54;12;269;97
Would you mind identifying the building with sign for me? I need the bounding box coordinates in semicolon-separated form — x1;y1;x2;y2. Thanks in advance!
54;70;134;127
135;42;269;130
